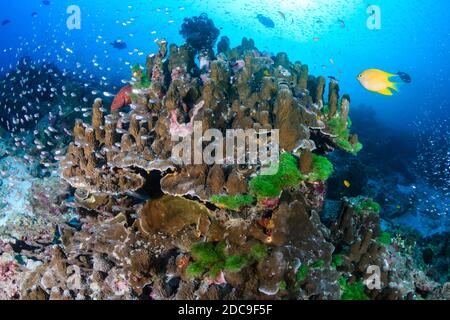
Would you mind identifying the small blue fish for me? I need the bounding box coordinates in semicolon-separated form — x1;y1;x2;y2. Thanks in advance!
110;40;127;50
256;14;275;28
1;19;11;26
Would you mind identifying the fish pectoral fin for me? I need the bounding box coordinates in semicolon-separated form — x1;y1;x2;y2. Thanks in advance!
377;88;394;96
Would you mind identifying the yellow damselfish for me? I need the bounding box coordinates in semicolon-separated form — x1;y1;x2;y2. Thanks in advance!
344;180;351;188
357;69;400;96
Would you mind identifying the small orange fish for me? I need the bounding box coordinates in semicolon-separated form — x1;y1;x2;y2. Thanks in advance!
344;180;351;188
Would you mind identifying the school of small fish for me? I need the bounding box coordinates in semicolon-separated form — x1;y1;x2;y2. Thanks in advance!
0;4;187;178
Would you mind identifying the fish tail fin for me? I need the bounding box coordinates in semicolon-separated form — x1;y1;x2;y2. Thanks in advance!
387;72;398;78
389;81;400;92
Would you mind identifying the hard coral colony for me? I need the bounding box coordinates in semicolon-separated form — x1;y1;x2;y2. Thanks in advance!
0;13;446;302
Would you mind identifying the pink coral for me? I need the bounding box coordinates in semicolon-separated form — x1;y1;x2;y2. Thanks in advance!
171;67;189;81
260;197;280;209
0;260;17;282
200;73;210;83
169;100;204;138
207;271;227;286
199;55;210;71
231;60;245;73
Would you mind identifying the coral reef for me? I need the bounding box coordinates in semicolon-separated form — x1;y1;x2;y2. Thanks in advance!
1;29;446;301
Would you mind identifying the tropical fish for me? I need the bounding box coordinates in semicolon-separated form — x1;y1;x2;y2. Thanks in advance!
42;0;50;5
344;180;351;188
328;76;339;84
278;11;286;20
110;40;127;50
31;12;38;18
357;69;401;96
256;14;275;28
110;84;132;111
397;71;412;83
1;19;11;26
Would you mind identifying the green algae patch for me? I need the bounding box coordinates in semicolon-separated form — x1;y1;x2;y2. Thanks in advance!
356;199;381;214
186;242;268;279
327;116;363;155
311;259;325;269
187;241;248;279
223;255;249;272
210;194;254;211
131;64;142;73
249;243;268;261
308;154;334;182
339;278;369;300
379;231;392;246
295;265;310;283
133;75;151;89
336;139;363;155
328;117;349;140
347;196;381;214
249;152;303;200
279;280;287;291
331;254;345;268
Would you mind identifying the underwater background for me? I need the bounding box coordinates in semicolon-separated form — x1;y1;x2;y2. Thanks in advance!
0;0;448;300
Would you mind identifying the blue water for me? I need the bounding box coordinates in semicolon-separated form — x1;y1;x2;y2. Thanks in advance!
2;0;448;125
1;0;449;233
